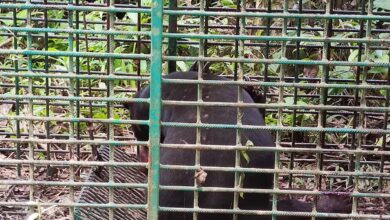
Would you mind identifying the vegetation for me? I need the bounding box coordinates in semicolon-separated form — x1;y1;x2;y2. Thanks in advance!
0;0;389;217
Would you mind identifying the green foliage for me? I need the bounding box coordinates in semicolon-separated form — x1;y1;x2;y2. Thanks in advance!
0;0;389;152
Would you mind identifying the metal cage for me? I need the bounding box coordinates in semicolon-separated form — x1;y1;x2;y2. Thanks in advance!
0;0;389;219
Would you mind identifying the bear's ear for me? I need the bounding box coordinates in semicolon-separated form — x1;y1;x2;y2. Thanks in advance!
189;61;212;74
123;102;132;111
189;61;199;72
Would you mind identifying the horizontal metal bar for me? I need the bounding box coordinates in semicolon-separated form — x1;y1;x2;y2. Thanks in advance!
0;115;149;125
0;67;144;79
3;0;390;17
0;180;147;188
0;49;150;59
160;207;389;219
0;137;384;153
162;122;390;135
163;10;390;21
0;27;150;37
176;6;389;16
163;78;390;89
0;180;385;200
3;75;389;91
0;100;125;108
0;82;384;102
0;3;151;13
164;56;390;67
2;101;389;118
164;33;390;44
0;138;148;146
1;146;387;172
160;144;390;156
162;100;390;113
0;201;147;209
1;31;389;51
159;186;389;199
0;83;137;94
0;72;149;81
0;94;144;103
2;15;390;35
1;67;387;85
0;100;388;118
0;158;147;167
160;164;390;178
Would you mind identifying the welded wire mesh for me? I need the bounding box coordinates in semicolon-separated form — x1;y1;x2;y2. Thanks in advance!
0;0;389;219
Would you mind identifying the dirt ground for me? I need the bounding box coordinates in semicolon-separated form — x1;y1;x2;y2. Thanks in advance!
1;145;389;219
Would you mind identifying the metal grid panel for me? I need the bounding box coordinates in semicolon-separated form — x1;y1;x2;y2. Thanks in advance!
0;0;389;219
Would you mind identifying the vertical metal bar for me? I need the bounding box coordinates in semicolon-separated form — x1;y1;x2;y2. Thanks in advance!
315;0;332;215
193;1;205;219
203;1;209;58
107;0;115;218
75;0;81;165
147;0;163;219
136;0;142;91
348;0;366;187
12;0;21;177
379;53;390;190
233;1;245;219
82;0;96;157
167;0;177;73
233;0;241;81
272;1;287;219
43;0;52;177
26;0;34;215
353;0;372;217
67;0;76;217
263;0;272;102
288;0;302;188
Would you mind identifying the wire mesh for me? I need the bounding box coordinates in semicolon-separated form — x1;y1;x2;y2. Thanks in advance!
0;0;389;219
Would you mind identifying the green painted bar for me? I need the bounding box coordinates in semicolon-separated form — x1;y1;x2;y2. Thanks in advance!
0;3;151;13
0;159;148;167
148;0;163;219
0;180;147;188
0;72;150;81
0;201;148;209
163;56;390;67
0;26;150;36
157;207;382;219
163;9;390;21
0;49;150;59
0;138;148;146
160;143;390;156
0;0;389;218
163;78;390;89
0;95;149;102
0;115;149;125
164;33;390;44
161;121;390;135
158;165;390;178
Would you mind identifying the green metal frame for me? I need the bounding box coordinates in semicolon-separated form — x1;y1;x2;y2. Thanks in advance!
0;0;390;219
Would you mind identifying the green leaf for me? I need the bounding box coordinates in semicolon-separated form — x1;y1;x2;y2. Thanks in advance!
374;0;390;10
17;10;27;19
241;150;250;165
239;172;245;199
98;82;107;89
128;13;138;23
140;60;148;74
220;0;236;8
177;61;189;72
241;140;254;165
348;49;359;62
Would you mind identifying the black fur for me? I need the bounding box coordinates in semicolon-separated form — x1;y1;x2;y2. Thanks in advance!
125;70;351;220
